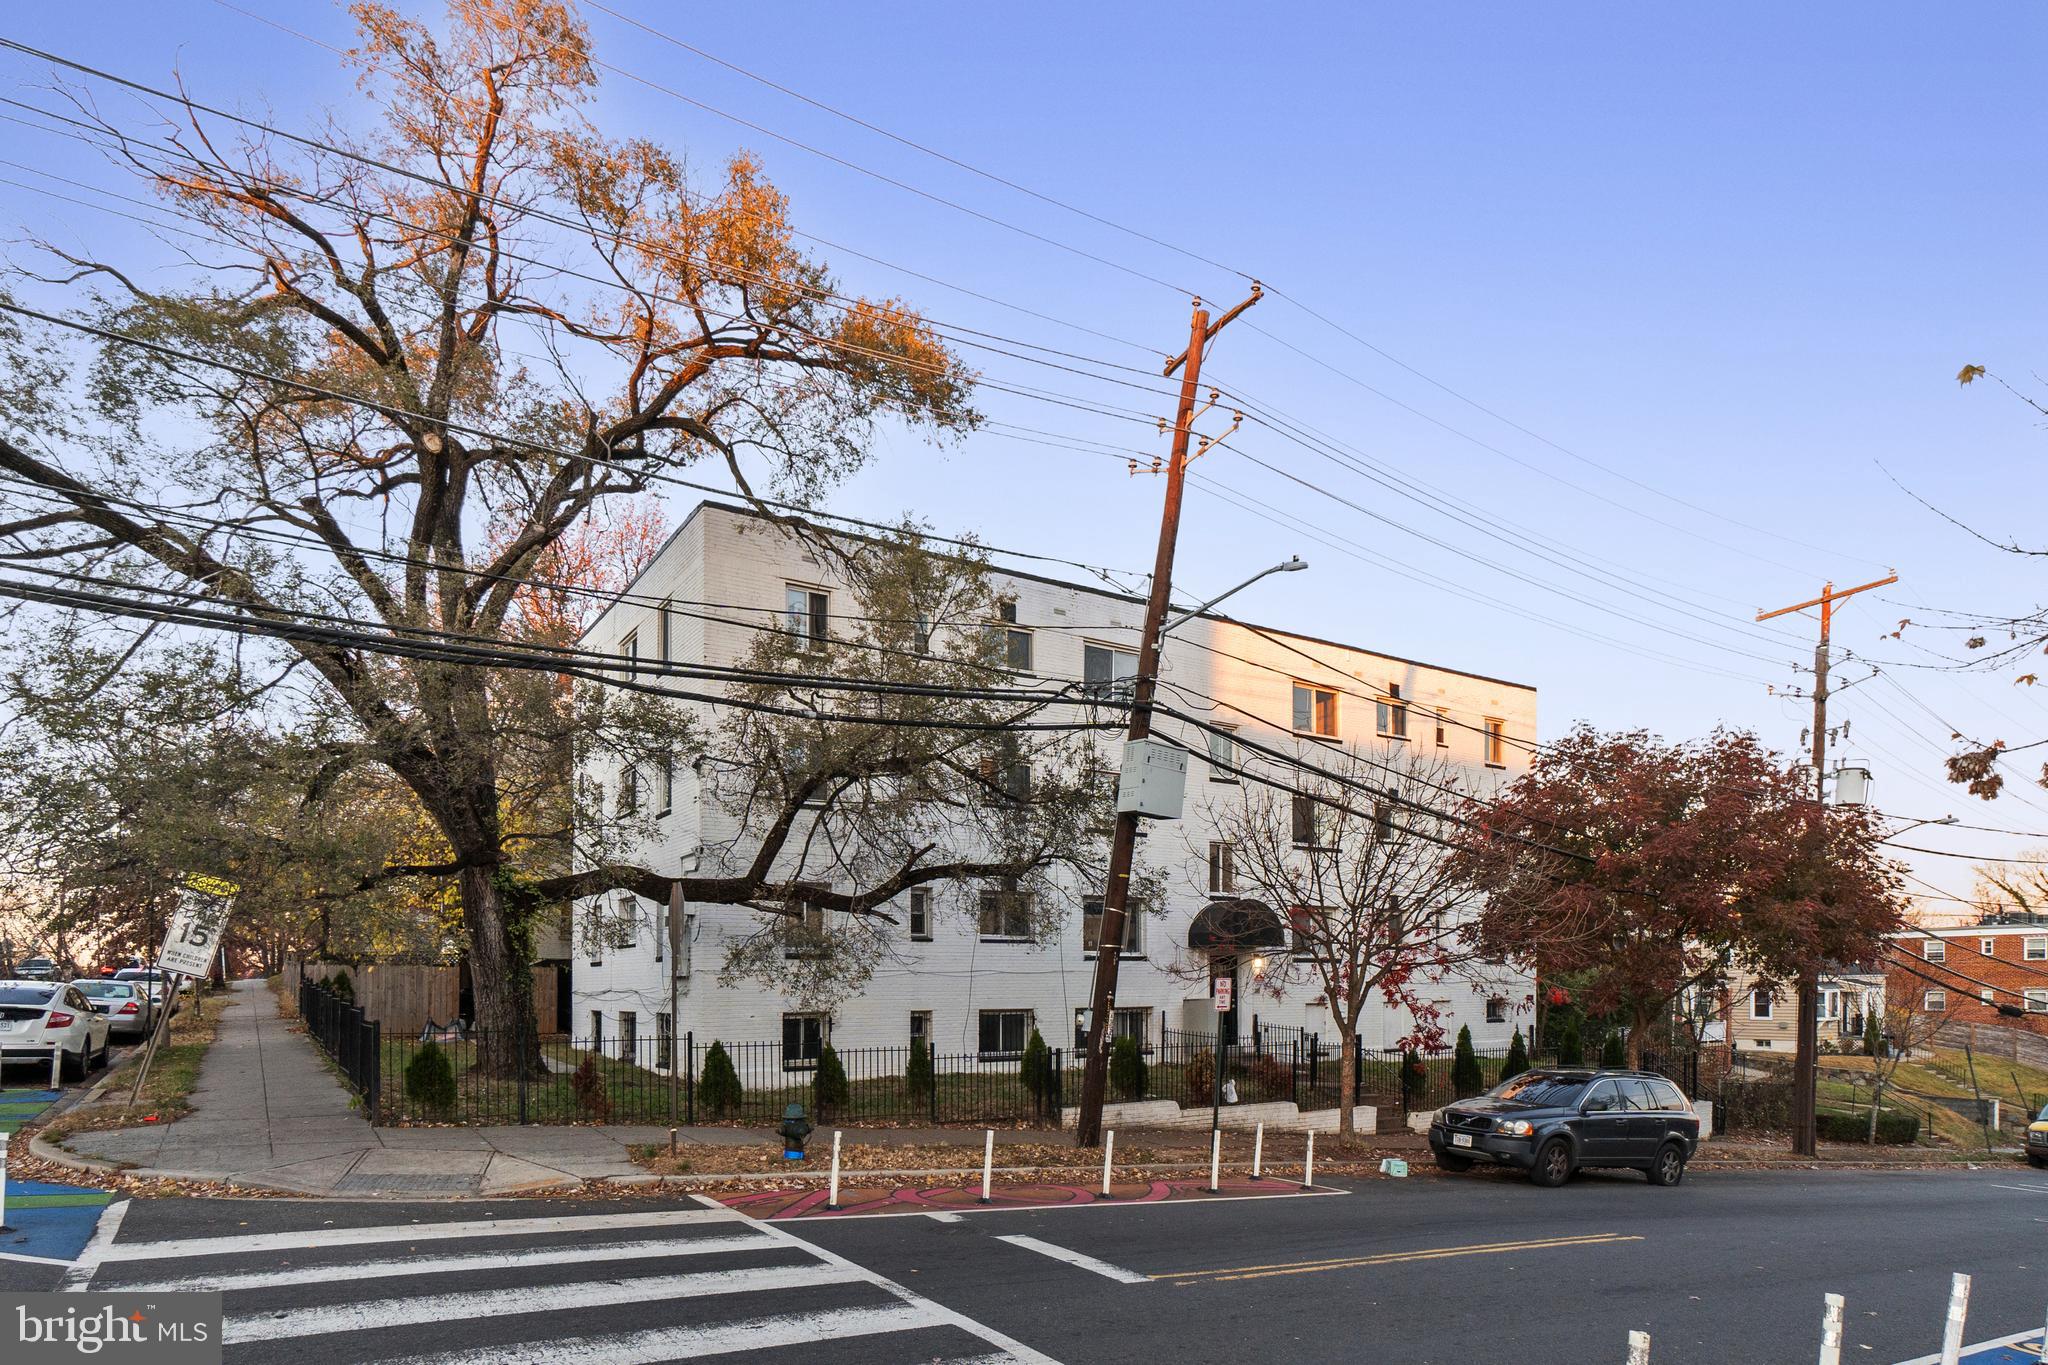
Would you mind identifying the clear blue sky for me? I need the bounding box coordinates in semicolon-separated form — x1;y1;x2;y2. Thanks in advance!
4;2;2044;909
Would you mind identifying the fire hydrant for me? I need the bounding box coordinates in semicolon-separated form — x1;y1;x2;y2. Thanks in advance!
779;1102;814;1160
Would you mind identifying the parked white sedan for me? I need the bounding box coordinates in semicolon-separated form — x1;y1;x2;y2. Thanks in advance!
73;978;153;1040
0;980;112;1079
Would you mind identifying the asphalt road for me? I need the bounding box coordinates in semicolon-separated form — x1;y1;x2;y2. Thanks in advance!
5;1164;2047;1362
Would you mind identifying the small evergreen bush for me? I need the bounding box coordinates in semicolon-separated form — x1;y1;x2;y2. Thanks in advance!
404;1039;457;1113
905;1037;935;1101
1600;1030;1626;1069
1185;1048;1216;1100
1863;1013;1884;1057
1558;1016;1584;1067
1451;1025;1484;1098
325;970;354;1003
571;1055;612;1121
1500;1029;1531;1082
1110;1034;1147;1100
813;1043;850;1118
1400;1046;1424;1107
1020;1028;1054;1112
698;1041;742;1118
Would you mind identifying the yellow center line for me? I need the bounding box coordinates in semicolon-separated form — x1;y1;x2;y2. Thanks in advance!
1155;1233;1646;1284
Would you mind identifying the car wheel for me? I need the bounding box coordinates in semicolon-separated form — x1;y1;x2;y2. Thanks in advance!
2029;1154;2046;1169
92;1038;109;1070
1435;1152;1474;1173
61;1044;85;1081
1530;1137;1573;1187
1649;1143;1687;1187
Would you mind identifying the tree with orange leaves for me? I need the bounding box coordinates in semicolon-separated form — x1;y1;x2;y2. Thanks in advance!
0;1;976;1073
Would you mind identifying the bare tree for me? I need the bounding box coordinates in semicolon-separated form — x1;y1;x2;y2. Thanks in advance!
1862;1005;1944;1144
1202;745;1492;1141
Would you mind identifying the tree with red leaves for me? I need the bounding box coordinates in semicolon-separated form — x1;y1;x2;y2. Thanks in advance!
1458;726;1906;1067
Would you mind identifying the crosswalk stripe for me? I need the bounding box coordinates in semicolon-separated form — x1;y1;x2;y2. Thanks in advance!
221;1261;861;1345
995;1235;1151;1285
61;1198;128;1291
109;1231;775;1294
363;1303;953;1365
98;1208;735;1264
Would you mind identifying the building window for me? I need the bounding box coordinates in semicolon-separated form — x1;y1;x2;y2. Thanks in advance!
979;745;1032;805
1485;997;1507;1024
785;585;829;649
785;898;827;958
1819;990;1839;1021
908;888;932;941
656;754;674;816
1075;1006;1151;1051
653;894;665;963
992;599;1033;672
620;629;639;678
619;1010;638;1061
2027;937;2048;962
1750;989;1773;1021
1376;683;1408;739
1208;841;1236;895
619;764;639;816
911;1010;932;1049
589;1010;604;1049
1083;643;1137;698
583;904;604;967
1291;792;1329;848
1293;682;1338;738
1373;802;1402;845
1435;709;1449;747
978;880;1033;940
2027;990;2048;1014
658;601;675;662
1207;725;1241;783
1287;905;1327;957
1082;895;1143;955
1981;938;1997;958
1981;989;1996;1006
912;613;933;656
782;1013;828;1070
1923;989;1947;1012
978;1009;1031;1059
1923;939;1947;963
656;1012;674;1070
1483;718;1506;768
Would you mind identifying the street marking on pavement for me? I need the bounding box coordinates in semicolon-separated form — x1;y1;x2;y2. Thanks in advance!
366;1304;957;1365
59;1196;127;1290
91;1207;732;1265
717;1196;1062;1364
1893;1328;2045;1364
1156;1232;1645;1284
222;1262;861;1345
996;1234;1152;1285
1986;1184;2048;1195
926;1212;964;1222
111;1231;776;1294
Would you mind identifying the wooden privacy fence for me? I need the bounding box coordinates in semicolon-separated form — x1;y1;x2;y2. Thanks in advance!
285;956;557;1035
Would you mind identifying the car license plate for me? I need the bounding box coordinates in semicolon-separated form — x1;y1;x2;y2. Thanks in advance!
1452;1133;1473;1148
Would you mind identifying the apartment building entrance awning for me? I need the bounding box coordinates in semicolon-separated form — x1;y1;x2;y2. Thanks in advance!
1188;898;1287;955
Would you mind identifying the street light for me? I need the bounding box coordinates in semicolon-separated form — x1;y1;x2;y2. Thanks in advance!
1161;556;1307;636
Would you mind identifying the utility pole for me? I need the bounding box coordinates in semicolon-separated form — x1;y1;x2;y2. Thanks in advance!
1074;285;1261;1149
1756;571;1897;1158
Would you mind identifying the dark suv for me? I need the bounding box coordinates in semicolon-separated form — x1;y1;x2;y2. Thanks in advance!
1428;1069;1700;1188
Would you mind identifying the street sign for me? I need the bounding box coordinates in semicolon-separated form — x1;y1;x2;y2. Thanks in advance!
157;879;236;978
1213;977;1233;1013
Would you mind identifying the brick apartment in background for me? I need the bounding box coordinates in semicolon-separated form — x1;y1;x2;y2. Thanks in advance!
1885;916;2048;1036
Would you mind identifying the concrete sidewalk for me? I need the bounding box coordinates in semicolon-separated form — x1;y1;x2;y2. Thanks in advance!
48;981;1036;1197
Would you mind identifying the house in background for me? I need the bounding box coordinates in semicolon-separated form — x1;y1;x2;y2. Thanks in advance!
1885;917;2048;1037
1726;967;1885;1054
569;501;1537;1070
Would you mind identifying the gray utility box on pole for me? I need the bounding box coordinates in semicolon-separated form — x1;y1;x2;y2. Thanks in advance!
1114;739;1187;818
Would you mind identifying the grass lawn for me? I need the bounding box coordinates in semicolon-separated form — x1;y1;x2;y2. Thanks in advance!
38;996;221;1144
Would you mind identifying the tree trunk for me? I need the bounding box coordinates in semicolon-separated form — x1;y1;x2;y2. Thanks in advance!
1626;1005;1655;1068
456;862;539;1079
1336;1025;1357;1142
1868;1073;1885;1145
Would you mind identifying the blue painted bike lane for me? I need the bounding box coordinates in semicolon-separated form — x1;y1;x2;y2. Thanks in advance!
1;1087;115;1266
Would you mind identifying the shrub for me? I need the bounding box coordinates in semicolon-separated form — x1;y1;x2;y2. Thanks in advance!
571;1055;611;1121
698;1041;742;1118
403;1039;457;1112
1020;1029;1054;1112
1110;1034;1147;1100
1558;1016;1584;1067
905;1037;934;1101
1249;1051;1291;1096
1501;1029;1530;1082
325;970;354;1003
1863;1012;1884;1057
813;1044;850;1118
1600;1030;1626;1069
1817;1108;1918;1145
1451;1026;1484;1098
1400;1047;1424;1106
1185;1048;1215;1100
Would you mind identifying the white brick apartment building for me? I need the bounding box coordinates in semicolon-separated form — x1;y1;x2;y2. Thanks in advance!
572;501;1537;1067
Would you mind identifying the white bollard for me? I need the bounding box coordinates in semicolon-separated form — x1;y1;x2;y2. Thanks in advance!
1302;1130;1316;1190
1208;1128;1222;1193
1819;1292;1844;1365
1627;1329;1652;1364
1940;1273;1970;1365
980;1129;994;1205
1252;1122;1265;1181
50;1043;61;1090
0;1131;10;1232
1101;1129;1115;1199
827;1130;843;1211
2039;1293;2048;1365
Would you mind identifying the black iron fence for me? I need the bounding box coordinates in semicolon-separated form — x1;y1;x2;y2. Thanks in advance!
374;1024;1070;1127
299;978;381;1122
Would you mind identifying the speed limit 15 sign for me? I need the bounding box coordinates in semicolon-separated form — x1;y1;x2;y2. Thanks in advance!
158;882;236;978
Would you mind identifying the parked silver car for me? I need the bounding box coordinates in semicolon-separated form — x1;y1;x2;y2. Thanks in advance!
73;978;152;1039
0;980;112;1079
114;968;185;1016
